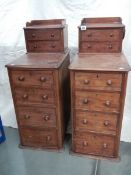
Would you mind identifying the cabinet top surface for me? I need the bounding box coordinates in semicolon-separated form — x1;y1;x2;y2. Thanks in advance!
69;53;131;72
6;52;69;69
24;24;66;29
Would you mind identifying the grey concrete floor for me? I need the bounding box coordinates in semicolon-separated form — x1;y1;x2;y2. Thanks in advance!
0;128;131;175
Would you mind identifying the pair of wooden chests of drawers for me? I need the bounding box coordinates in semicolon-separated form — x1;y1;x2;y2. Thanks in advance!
6;18;130;160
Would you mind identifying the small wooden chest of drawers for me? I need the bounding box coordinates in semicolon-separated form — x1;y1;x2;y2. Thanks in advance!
6;52;70;150
69;53;130;159
24;19;68;53
79;17;125;53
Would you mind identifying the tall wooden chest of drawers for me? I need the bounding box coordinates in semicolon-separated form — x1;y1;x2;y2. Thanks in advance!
69;17;130;159
6;19;70;150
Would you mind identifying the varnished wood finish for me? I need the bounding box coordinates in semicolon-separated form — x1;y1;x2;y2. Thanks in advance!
24;19;68;53
6;51;70;150
70;17;130;160
79;17;125;53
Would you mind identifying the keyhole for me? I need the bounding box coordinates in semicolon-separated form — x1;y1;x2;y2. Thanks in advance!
97;74;99;78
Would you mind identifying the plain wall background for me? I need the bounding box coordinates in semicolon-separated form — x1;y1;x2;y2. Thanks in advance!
0;0;131;142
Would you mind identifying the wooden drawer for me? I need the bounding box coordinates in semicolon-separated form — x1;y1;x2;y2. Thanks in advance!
14;87;55;106
27;41;63;52
17;107;57;128
74;111;118;135
73;132;116;157
80;29;123;42
25;29;61;41
11;70;54;89
75;91;120;113
20;128;58;148
80;41;121;53
75;72;122;91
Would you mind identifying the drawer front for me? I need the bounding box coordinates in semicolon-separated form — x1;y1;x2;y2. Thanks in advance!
27;41;63;52
75;91;120;113
81;29;122;41
20;128;58;148
11;70;54;89
75;72;122;91
17;107;57;128
74;111;117;135
25;29;61;41
80;41;121;53
14;87;55;106
73;132;116;157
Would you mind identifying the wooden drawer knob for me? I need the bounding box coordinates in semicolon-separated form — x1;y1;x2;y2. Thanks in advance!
87;44;91;48
33;45;37;49
40;77;46;82
51;45;56;48
83;141;88;146
105;100;111;107
51;34;55;37
32;33;36;37
28;135;33;138
24;114;30;119
84;79;90;84
107;80;112;85
46;136;51;141
23;94;28;99
43;115;50;121
87;33;92;37
18;76;25;81
83;98;89;104
42;95;48;100
110;33;113;37
83;119;88;124
108;44;112;49
103;143;108;149
104;121;109;126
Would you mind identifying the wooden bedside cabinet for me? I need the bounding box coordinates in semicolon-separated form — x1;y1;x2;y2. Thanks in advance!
24;19;68;53
6;52;70;150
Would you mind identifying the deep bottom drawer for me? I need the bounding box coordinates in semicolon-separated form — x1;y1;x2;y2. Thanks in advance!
20;128;58;148
73;132;117;157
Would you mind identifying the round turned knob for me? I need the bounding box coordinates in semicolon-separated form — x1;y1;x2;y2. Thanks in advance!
103;143;108;149
43;115;50;121
23;94;28;99
83;119;88;124
51;45;56;48
40;77;46;82
24;114;30;119
104;121;109;126
28;135;33;138
105;100;111;107
84;79;90;85
108;44;112;49
87;44;91;48
87;33;92;37
18;76;25;81
83;141;88;146
110;33;113;37
42;95;48;100
34;45;37;49
107;80;112;86
32;33;36;37
51;34;55;37
46;136;51;141
83;98;89;104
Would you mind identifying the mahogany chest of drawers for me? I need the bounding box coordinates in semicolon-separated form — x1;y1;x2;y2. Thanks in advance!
79;17;125;53
70;17;130;159
6;52;70;150
24;19;68;53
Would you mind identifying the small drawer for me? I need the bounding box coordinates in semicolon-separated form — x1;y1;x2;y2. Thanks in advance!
75;91;120;113
11;70;54;89
25;29;61;41
80;41;121;53
74;111;118;135
17;107;57;128
73;132;116;157
20;128;58;148
14;87;55;107
75;72;122;91
81;29;123;42
27;41;63;52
